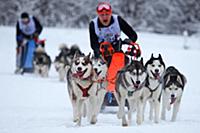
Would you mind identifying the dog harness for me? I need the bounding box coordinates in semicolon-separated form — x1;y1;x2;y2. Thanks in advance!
76;83;93;97
145;79;162;102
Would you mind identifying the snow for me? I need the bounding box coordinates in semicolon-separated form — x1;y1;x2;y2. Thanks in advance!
0;26;200;133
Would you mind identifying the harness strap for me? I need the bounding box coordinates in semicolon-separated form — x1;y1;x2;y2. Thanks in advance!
77;83;93;97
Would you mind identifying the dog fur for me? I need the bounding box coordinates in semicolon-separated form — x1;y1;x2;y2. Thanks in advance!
161;66;187;121
92;56;108;114
66;52;98;126
142;54;165;123
33;46;51;77
116;58;147;126
54;44;82;81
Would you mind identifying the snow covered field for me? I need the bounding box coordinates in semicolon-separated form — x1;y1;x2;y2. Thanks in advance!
0;26;200;133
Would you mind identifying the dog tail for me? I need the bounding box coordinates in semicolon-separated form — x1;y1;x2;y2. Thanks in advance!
59;43;68;51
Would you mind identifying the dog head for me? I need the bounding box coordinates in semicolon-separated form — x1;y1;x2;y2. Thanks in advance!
34;47;49;66
54;44;72;71
163;66;187;104
92;56;108;80
145;54;165;80
125;58;147;89
71;52;93;79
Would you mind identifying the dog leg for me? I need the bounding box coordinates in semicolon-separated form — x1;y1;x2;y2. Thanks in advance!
154;101;160;123
127;99;135;126
76;99;84;126
72;99;78;122
136;99;143;125
149;101;153;121
117;96;125;119
82;102;87;118
171;99;181;122
89;96;98;124
161;94;168;120
96;89;106;114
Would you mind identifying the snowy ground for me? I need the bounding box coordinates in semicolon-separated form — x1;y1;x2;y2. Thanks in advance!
0;26;200;133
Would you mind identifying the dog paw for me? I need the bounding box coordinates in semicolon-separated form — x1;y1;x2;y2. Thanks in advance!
136;119;142;125
161;115;166;120
122;123;128;127
90;116;97;124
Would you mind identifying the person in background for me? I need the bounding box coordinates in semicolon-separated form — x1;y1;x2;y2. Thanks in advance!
89;2;141;105
15;12;43;74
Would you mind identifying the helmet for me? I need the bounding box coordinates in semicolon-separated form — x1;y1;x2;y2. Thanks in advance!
96;2;112;14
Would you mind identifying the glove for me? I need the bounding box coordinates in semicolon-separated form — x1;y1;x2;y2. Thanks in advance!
125;41;141;58
107;92;113;104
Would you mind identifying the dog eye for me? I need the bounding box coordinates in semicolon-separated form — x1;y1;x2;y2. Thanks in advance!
175;88;178;90
82;62;86;66
75;60;80;65
169;88;172;90
158;65;161;67
152;64;155;67
132;72;136;75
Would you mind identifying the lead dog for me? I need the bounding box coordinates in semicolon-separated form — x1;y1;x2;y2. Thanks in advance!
142;54;165;123
161;66;187;121
116;58;147;126
66;52;98;126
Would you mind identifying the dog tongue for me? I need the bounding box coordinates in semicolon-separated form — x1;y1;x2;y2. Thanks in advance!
170;97;176;104
76;71;84;76
154;73;160;79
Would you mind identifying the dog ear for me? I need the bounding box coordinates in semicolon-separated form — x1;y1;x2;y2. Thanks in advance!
140;57;144;66
177;75;183;86
151;53;154;58
165;75;171;85
73;51;79;61
86;52;91;59
158;54;163;60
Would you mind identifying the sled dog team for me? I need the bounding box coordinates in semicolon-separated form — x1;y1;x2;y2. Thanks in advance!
60;44;187;126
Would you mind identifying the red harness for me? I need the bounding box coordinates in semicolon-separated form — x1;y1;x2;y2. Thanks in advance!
76;83;93;97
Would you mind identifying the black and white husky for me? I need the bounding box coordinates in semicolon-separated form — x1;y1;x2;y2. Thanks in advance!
92;56;108;114
54;44;82;81
142;54;165;123
33;46;51;77
161;66;187;121
116;58;147;126
66;53;98;126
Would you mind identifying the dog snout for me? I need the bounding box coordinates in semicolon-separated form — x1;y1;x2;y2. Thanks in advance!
94;68;98;73
77;67;82;71
171;94;175;98
136;80;140;85
155;69;159;73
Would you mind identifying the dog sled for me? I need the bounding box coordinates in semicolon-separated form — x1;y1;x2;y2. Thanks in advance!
15;38;46;74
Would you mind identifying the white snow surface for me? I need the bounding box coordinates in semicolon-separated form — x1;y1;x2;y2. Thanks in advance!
0;26;200;133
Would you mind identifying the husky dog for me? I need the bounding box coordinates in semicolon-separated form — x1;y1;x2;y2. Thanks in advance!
33;46;51;77
116;58;147;126
142;54;165;123
92;56;108;114
161;66;187;121
54;44;82;81
54;44;71;81
67;53;98;126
